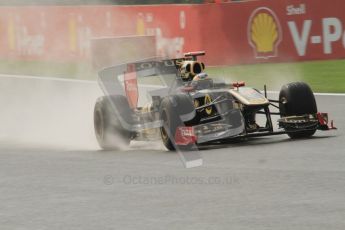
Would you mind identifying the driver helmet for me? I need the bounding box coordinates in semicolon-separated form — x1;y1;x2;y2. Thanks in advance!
192;72;208;81
191;73;212;89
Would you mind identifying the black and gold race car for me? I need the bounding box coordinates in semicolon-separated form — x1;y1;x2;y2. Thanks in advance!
94;51;336;151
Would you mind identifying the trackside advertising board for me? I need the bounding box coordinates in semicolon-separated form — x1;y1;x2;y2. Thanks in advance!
203;0;345;65
0;0;344;65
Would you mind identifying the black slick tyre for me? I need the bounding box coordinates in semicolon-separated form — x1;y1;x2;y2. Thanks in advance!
160;95;196;151
279;82;317;139
94;95;133;150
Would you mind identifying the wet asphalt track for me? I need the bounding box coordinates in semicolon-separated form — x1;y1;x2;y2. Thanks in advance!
0;76;345;230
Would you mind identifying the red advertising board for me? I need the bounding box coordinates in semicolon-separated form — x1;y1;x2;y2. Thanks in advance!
0;1;345;66
200;0;345;65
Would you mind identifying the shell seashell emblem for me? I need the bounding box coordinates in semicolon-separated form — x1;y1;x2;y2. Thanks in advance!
248;7;282;59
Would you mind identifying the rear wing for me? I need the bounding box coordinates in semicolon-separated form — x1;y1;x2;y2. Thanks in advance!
97;52;206;109
97;58;180;109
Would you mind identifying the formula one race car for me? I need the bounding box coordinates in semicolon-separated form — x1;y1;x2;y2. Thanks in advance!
94;51;336;151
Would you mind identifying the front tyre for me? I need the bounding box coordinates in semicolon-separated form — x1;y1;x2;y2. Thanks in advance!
160;95;196;151
279;82;317;139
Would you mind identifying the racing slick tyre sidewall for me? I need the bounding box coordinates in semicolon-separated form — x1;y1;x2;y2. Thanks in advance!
160;95;196;151
94;95;133;150
279;82;317;139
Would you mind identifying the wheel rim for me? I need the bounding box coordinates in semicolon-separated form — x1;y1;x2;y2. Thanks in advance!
160;113;169;142
95;110;104;139
279;96;288;116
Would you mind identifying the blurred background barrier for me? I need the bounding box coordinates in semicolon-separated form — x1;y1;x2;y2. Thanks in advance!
0;0;345;78
0;0;205;5
91;35;156;70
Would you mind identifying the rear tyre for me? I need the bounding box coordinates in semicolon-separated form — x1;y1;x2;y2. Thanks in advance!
160;95;196;151
94;95;133;150
279;82;317;139
160;110;176;151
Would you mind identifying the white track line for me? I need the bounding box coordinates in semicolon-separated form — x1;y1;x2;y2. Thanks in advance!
0;74;165;89
266;90;345;96
0;73;97;84
1;74;345;96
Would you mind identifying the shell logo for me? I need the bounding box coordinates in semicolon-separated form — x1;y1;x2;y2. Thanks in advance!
248;7;282;59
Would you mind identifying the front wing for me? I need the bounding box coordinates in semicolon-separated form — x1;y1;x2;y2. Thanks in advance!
174;112;337;146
